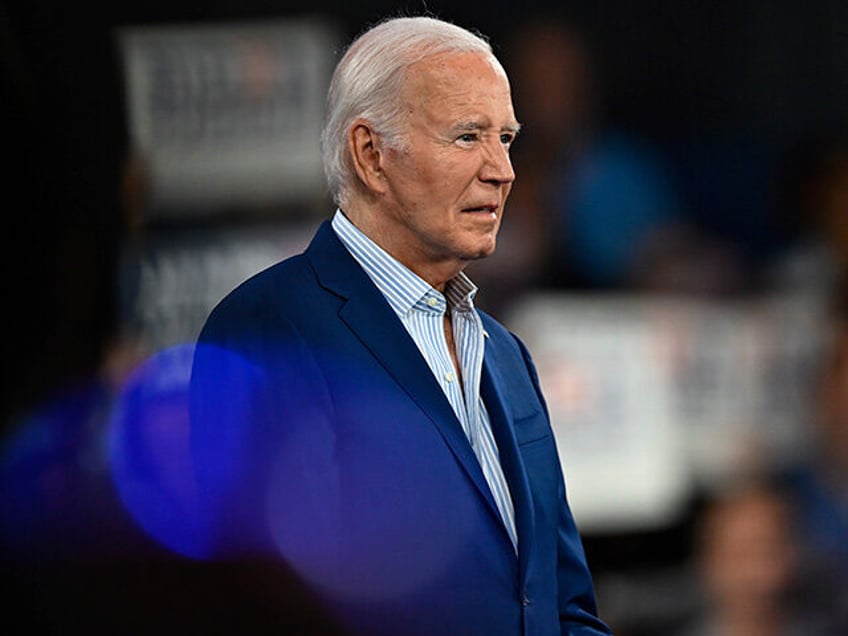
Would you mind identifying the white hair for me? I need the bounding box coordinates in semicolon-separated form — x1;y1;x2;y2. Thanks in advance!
321;16;494;206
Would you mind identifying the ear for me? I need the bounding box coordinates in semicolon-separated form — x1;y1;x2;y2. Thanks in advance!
348;119;388;194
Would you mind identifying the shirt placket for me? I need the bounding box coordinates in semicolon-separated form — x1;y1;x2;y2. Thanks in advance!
418;292;471;440
454;308;483;453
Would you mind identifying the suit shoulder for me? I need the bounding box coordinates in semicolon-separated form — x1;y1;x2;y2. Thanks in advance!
227;253;311;302
199;253;312;341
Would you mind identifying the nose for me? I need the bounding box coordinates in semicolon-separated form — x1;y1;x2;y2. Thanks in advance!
479;138;515;185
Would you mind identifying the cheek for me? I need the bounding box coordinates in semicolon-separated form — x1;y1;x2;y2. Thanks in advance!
440;155;481;185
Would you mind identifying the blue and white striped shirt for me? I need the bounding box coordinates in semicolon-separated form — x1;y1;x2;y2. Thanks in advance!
332;210;517;551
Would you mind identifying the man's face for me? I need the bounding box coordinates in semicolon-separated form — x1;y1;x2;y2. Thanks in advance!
376;51;519;285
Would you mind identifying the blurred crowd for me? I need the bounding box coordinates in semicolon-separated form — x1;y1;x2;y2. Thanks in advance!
467;15;847;308
3;5;848;635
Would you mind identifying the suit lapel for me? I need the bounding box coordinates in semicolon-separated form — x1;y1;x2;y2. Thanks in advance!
482;350;536;574
306;222;500;517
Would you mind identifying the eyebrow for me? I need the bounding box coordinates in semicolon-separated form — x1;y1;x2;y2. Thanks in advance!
452;120;523;134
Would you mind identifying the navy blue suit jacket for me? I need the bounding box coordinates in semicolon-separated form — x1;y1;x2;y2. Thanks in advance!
190;220;612;635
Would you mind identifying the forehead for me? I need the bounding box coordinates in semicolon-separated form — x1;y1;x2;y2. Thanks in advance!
403;51;514;119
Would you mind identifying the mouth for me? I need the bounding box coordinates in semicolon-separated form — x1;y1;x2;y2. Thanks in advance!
461;204;499;215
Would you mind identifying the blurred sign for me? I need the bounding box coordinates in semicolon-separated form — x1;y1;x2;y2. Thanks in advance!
507;295;691;533
119;19;339;215
667;295;827;487
122;220;319;353
506;293;827;533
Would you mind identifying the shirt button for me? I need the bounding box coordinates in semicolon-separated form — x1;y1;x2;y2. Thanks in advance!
427;297;439;308
444;371;455;383
521;595;531;607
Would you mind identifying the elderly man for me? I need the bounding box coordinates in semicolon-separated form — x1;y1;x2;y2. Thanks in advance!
190;15;612;636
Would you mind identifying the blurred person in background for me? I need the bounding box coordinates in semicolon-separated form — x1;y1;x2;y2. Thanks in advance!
190;15;612;636
780;274;848;632
467;13;744;318
676;479;825;636
764;139;848;631
766;137;848;300
463;15;592;309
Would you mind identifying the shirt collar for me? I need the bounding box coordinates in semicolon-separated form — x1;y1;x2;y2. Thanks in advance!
445;273;478;313
331;209;479;317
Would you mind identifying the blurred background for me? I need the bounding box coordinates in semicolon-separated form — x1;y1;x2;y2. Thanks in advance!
3;1;847;634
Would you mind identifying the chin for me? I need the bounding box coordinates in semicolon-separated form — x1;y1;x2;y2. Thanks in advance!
464;244;497;261
454;234;498;263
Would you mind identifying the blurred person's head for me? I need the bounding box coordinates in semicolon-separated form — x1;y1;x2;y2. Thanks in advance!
779;138;848;268
810;148;848;267
694;481;798;632
504;17;596;151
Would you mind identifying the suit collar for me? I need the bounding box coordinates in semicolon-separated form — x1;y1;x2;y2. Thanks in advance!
330;209;430;317
482;344;537;572
306;221;505;529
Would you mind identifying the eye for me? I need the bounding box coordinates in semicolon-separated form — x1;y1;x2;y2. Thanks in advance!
458;133;478;143
500;132;515;145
